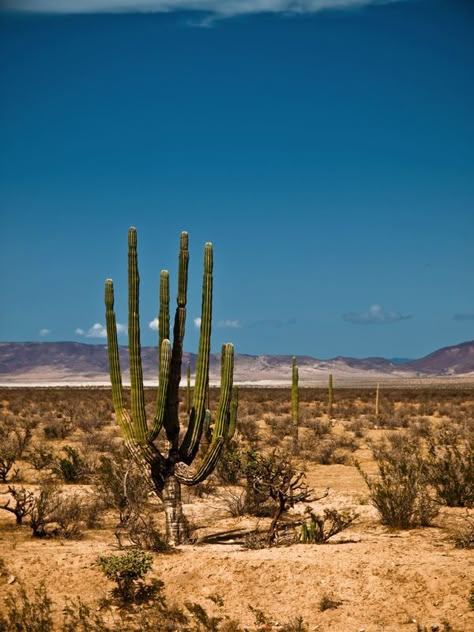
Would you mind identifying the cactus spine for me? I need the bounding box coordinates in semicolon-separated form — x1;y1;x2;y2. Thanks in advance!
291;356;299;454
328;373;333;418
105;228;235;545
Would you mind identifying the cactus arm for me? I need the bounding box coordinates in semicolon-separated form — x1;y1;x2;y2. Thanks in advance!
177;344;234;482
127;227;148;444
105;279;134;440
164;232;189;446
158;270;170;364
186;361;191;414
179;243;213;463
175;437;225;486
148;339;172;442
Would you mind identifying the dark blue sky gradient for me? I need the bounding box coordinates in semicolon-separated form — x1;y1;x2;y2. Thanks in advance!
0;0;473;358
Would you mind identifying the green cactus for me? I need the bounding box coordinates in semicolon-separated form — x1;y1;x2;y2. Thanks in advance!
375;382;380;418
291;356;299;454
186;361;191;415
328;373;334;418
105;228;235;545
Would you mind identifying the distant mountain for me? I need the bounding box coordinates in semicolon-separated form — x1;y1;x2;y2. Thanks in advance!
0;340;472;385
403;340;474;375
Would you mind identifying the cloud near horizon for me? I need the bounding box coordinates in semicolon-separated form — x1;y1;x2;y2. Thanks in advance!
76;322;127;338
39;328;51;336
343;304;411;325
1;0;410;19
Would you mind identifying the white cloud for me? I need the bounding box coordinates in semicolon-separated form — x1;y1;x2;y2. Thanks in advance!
343;304;411;325
148;317;159;331
39;328;51;336
1;0;411;19
76;322;127;338
217;319;241;328
194;317;202;329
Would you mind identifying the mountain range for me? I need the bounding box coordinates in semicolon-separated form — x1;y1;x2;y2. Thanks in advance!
0;340;473;385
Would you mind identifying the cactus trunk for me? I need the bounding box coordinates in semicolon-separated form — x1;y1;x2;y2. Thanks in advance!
328;373;334;418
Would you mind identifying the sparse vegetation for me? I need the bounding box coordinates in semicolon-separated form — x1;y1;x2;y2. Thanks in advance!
0;384;473;630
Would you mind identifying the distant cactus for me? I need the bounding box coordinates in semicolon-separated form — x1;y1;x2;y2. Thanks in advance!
328;373;334;418
375;382;380;418
105;228;236;545
291;356;299;454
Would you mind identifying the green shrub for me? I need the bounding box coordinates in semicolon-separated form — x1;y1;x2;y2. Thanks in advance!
98;550;153;602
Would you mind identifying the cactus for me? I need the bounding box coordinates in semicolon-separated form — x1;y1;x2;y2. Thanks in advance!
186;361;191;414
328;373;334;418
105;228;235;545
291;356;299;454
375;382;380;418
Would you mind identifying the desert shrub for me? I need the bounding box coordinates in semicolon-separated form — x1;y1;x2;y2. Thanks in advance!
98;550;153;602
0;423;31;482
215;440;243;485
53;446;93;483
42;415;74;440
219;488;247;518
425;430;474;507
318;594;342;611
245;450;316;543
300;507;358;543
0;485;35;525
357;435;439;529
470;585;474;611
29;481;94;539
453;513;474;549
0;583;53;632
25;445;54;472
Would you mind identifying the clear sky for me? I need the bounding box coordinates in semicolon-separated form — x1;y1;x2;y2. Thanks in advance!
0;0;473;359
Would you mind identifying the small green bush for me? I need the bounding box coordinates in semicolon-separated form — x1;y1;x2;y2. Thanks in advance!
98;550;153;602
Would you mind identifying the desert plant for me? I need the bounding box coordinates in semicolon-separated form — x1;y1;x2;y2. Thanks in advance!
246;451;320;543
291;356;299;454
25;445;54;472
0;583;53;632
98;550;153;602
328;373;334;417
0;424;31;482
425;430;474;507
53;446;92;483
453;512;474;549
300;507;358;543
0;485;35;525
318;593;342;611
357;435;439;529
105;229;236;545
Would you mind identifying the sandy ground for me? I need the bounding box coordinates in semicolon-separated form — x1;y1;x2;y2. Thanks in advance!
1;463;473;632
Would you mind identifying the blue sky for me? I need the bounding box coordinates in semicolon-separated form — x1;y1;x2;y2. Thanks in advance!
0;0;473;359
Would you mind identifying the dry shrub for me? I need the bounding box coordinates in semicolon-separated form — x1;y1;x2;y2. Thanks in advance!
357;435;439;529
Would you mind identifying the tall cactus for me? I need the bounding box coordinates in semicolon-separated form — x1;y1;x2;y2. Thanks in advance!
291;356;299;454
375;382;380;418
328;372;334;418
105;228;235;545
